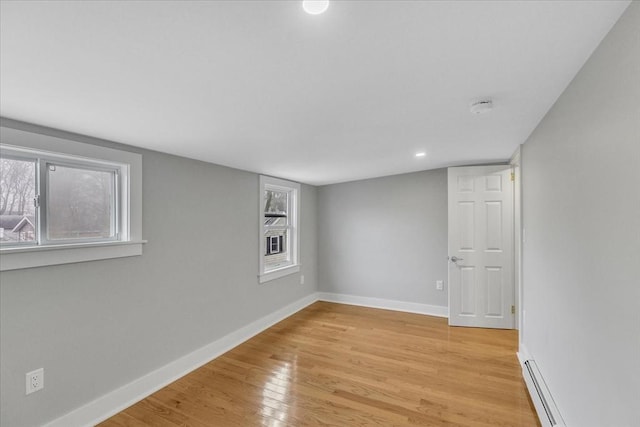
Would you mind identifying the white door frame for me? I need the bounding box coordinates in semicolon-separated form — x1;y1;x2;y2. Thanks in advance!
510;147;524;336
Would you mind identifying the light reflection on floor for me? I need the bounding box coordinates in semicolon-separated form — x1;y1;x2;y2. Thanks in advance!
260;355;296;426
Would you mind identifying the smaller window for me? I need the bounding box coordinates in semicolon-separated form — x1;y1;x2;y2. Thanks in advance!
259;175;300;283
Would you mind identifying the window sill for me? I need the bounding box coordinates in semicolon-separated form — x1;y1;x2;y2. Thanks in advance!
0;240;147;271
258;264;300;284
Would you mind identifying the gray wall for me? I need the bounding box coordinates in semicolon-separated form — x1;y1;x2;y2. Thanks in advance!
318;169;448;307
521;3;639;426
0;120;318;426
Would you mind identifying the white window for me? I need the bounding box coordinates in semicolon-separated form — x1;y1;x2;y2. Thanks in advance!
259;175;300;283
0;126;144;271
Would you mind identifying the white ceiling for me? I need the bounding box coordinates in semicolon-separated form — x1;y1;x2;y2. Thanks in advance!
0;1;630;185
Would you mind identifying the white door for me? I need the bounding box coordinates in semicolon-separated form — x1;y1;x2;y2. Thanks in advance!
448;166;514;329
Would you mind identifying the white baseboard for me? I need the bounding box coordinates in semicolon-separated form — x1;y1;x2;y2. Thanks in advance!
318;292;448;318
44;293;319;427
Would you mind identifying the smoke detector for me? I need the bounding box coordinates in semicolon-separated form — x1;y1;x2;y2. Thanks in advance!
470;99;493;115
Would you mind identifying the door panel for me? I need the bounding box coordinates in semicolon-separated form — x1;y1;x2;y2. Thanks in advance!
485;201;502;250
486;267;503;317
460;266;476;315
448;166;514;329
459;201;475;250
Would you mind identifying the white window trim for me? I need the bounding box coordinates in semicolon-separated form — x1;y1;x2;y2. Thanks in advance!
0;126;145;271
259;175;300;283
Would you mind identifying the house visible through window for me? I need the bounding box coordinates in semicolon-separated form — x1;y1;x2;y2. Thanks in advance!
0;156;36;244
267;234;283;255
259;175;300;283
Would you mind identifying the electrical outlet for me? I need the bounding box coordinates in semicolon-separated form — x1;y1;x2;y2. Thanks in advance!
300;275;305;285
26;368;44;395
436;280;444;291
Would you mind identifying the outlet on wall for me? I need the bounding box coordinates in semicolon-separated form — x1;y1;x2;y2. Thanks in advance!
300;275;305;285
26;368;44;395
436;280;444;291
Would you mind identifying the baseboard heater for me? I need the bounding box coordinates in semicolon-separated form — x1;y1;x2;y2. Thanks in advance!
522;360;566;427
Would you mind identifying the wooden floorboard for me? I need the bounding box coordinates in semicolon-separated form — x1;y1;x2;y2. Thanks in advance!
99;301;540;426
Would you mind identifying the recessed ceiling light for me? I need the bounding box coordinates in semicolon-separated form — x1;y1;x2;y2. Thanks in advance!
415;152;427;158
303;0;329;15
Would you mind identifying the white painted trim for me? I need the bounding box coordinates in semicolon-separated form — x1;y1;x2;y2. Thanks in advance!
258;264;300;283
318;292;449;318
43;293;318;427
510;145;523;334
0;241;146;271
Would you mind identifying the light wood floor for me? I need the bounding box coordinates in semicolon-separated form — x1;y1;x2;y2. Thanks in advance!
100;302;540;426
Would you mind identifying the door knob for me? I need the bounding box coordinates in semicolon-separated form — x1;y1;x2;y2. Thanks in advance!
450;256;464;263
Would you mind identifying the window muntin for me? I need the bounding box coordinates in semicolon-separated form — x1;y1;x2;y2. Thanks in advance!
0;145;128;248
259;176;300;282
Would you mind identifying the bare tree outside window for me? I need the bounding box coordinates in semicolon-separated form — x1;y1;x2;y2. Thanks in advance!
264;190;288;215
0;158;36;242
